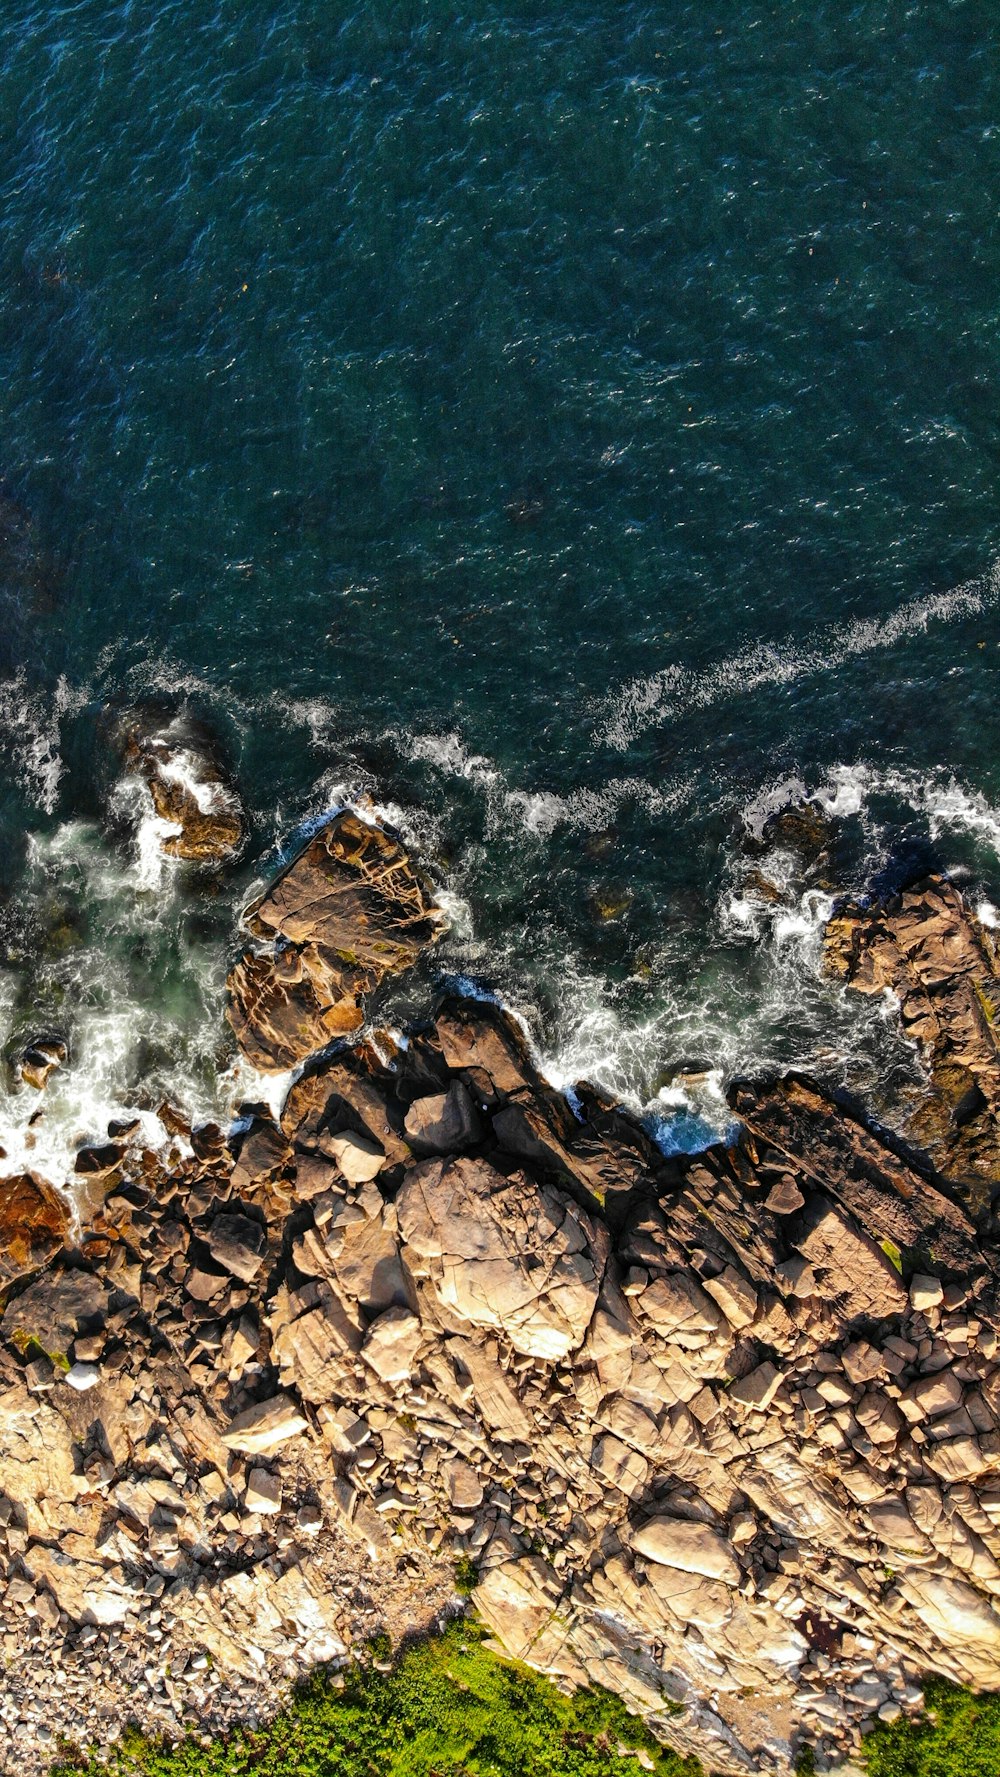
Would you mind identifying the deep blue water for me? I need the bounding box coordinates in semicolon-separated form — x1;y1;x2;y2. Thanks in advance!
2;1;1000;1175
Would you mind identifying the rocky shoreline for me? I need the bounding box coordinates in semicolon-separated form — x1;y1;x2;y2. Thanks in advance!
2;770;1000;1775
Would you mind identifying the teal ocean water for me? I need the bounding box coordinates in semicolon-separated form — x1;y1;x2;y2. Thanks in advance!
2;1;1000;1178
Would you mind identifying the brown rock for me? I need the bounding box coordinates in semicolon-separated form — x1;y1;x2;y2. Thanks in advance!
763;1175;805;1215
404;1082;483;1154
825;877;1000;1200
0;1174;69;1285
227;812;445;1071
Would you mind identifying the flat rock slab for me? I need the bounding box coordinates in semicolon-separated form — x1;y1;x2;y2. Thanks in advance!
631;1517;740;1586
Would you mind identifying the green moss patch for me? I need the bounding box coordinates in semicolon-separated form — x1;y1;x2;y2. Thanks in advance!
861;1679;1000;1777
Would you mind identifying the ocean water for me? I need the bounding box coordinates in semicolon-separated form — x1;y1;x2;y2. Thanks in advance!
2;0;1000;1183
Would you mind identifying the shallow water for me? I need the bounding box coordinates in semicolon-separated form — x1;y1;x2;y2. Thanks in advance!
2;2;1000;1181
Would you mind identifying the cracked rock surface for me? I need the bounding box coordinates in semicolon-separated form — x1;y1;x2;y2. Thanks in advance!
3;842;1000;1775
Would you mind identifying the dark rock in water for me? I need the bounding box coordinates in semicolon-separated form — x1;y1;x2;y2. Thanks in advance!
227;812;445;1071
0;1173;69;1284
15;1036;67;1092
247;811;444;967
227;945;372;1071
119;712;245;864
73;1142;123;1181
825;874;1000;1208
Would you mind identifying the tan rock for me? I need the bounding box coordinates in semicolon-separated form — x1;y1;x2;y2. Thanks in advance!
730;1361;782;1412
361;1307;423;1384
703;1264;758;1331
326;1128;386;1183
631;1516;740;1585
911;1274;945;1311
222;1393;310;1454
590;1434;650;1497
397;1156;606;1361
901;1369;964;1420
245;1468;282;1514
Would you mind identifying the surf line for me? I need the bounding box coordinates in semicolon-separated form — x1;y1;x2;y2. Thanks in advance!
594;559;1000;752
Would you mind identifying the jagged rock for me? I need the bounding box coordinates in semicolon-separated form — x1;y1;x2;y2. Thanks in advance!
227;813;445;1071
121;715;244;862
910;1273;944;1311
326;1128;385;1182
245;1468;282;1514
729;1361;781;1411
825;876;1000;1198
206;1212;267;1281
397;1155;607;1360
0;1173;69;1285
362;1307;423;1384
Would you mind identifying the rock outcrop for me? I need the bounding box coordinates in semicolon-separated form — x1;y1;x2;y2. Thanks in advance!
826;875;1000;1203
118;713;245;864
227;813;446;1070
6;839;1000;1775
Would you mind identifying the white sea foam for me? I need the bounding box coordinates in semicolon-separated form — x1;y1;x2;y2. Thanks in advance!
408;728;693;838
595;560;1000;750
0;671;86;813
0;817;239;1194
809;762;1000;863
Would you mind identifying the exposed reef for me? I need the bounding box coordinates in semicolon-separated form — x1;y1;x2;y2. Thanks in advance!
0;816;999;1775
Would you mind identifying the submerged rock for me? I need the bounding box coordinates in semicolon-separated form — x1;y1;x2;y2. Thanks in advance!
15;1036;66;1092
227;811;446;1070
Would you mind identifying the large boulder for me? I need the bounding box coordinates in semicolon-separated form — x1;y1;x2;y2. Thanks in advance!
631;1517;741;1586
0;1174;69;1286
396;1155;607;1361
227;813;445;1071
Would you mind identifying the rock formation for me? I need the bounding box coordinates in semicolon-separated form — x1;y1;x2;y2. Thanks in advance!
119;714;245;864
825;875;1000;1204
226;811;446;1069
3;838;1000;1774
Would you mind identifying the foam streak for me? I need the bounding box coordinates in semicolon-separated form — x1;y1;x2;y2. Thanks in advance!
595;562;1000;750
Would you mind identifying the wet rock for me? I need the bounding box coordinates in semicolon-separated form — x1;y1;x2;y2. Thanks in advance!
0;1173;69;1284
121;716;245;863
15;1037;66;1092
227;813;444;1072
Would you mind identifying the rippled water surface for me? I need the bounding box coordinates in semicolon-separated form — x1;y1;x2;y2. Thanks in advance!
2;1;1000;1172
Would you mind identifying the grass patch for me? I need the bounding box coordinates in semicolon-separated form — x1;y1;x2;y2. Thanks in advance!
861;1678;1000;1777
52;1620;701;1777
